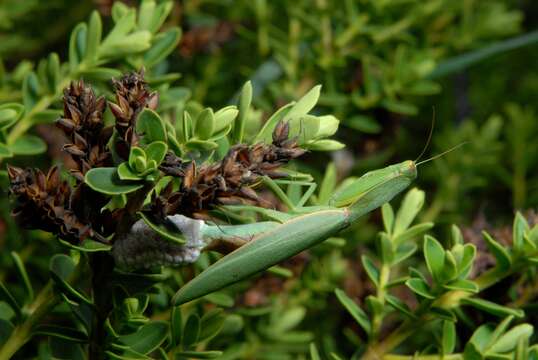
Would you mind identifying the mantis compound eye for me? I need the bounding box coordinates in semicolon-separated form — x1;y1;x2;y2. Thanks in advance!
112;215;207;269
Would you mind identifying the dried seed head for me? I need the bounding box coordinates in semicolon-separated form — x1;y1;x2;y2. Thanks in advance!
7;165;94;242
57;80;112;180
147;120;306;220
110;69;159;159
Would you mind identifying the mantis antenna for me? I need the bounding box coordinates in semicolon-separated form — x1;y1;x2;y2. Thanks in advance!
416;142;468;167
414;107;436;163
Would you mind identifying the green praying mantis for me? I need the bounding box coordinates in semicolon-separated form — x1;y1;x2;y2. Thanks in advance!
172;159;419;305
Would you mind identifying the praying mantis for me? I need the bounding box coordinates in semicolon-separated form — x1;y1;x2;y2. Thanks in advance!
172;159;419;305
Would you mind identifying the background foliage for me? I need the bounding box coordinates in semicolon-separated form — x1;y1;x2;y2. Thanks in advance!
0;0;538;359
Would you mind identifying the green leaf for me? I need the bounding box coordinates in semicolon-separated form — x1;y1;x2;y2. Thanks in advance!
272;306;306;333
393;188;425;235
213;106;239;134
488;324;534;354
69;23;87;70
318;162;337;205
289;115;320;144
183;313;200;348
119;321;168;355
22;72;40;109
305;139;345;151
0;319;14;346
138;212;185;245
137;108;167;143
310;343;321;360
381;99;418;115
232;81;252;143
392;243;417;265
203;292;234;308
47;54;60;90
366;295;384;318
117;162;143;181
329;353;346;360
108;7;136;41
10;252;33;302
385;294;415;318
50;254;75;280
0;282;21;319
403;80;441;96
489;316;515;349
423;235;445;283
429;307;456;322
513;212;529;252
379;233;394;264
346;115;381;134
174;351;222;359
361;255;380;286
461;297;524;318
466;324;494;355
107;347;150;360
443;279;479;293
180;111;193;142
85;168;144;195
483;231;511;271
442;320;456;355
0;144;12;159
185;139;218;151
254;102;294;143
409;267;427;282
381;203;394;234
86;11;102;63
149;1;173;33
8;134;47;155
50;256;93;307
170;306;182;347
78;67;123;82
442;251;458;282
405;278;434;299
451;225;464;245
0;103;24;129
199;308;226;342
58;238;112;252
99;30;152;60
111;270;166;295
195;108;215;140
144;141;167;164
143;28;181;68
0;109;16;127
430;31;538;79
457;244;476;279
285;85;321;121
315;115;339;138
129;147;146;170
335;289;371;334
137;0;156;31
31;109;62;124
34;325;87;343
393;222;434;246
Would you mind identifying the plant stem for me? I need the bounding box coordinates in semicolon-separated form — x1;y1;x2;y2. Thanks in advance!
89;252;115;360
362;321;415;360
0;283;57;360
371;263;390;339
